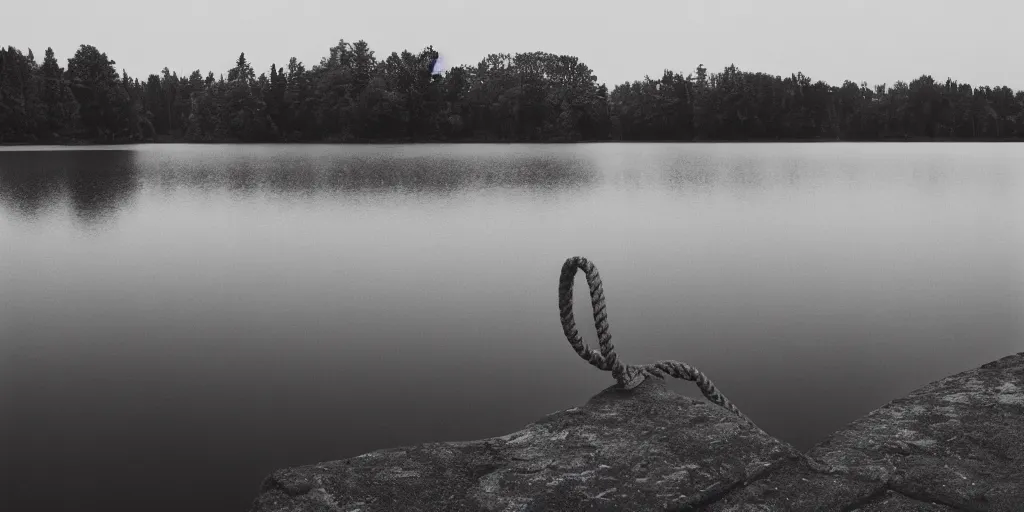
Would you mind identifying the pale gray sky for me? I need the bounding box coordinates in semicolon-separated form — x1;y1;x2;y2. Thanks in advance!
7;0;1022;89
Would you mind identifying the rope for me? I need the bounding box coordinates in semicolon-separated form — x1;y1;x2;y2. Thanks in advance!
558;256;752;423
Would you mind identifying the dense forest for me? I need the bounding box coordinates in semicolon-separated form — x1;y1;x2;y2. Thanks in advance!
2;41;1023;144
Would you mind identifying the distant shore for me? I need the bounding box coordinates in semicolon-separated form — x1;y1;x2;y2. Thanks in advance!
4;46;1022;151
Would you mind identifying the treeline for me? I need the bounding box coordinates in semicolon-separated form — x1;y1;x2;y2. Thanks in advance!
2;41;1023;144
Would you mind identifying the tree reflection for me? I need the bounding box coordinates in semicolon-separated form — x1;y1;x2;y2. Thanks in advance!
137;150;599;199
0;153;65;219
0;150;139;226
64;151;140;225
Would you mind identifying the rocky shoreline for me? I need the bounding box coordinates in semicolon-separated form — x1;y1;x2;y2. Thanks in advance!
250;352;1023;511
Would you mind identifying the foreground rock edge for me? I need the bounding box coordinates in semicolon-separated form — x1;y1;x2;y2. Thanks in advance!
250;352;1023;511
708;351;1024;511
251;378;798;511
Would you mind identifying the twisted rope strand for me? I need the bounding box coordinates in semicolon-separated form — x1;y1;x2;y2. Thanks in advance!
558;256;752;423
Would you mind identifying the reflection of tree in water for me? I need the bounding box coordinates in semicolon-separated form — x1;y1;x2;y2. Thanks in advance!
320;154;597;197
227;161;259;197
0;152;66;219
143;151;600;199
0;150;140;225
264;162;318;196
63;151;140;225
662;155;775;193
724;159;764;188
662;157;719;190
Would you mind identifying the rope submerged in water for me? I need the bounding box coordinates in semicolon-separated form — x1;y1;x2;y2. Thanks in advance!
558;256;752;423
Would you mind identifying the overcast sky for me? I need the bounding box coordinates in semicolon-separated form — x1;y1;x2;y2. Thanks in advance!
7;0;1022;89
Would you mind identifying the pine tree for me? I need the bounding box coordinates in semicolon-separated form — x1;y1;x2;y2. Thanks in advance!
228;52;255;83
38;47;78;136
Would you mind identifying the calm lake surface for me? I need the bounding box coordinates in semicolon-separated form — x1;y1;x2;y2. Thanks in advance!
2;143;1023;511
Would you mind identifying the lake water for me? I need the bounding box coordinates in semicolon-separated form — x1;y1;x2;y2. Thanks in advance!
2;143;1023;511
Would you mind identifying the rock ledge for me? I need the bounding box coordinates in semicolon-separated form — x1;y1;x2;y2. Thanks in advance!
251;352;1024;511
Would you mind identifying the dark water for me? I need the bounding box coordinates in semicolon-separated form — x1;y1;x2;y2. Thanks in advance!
1;143;1022;511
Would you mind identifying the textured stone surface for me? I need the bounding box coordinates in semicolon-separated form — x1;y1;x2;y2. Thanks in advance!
250;379;797;512
857;490;958;511
709;351;1024;511
251;352;1024;511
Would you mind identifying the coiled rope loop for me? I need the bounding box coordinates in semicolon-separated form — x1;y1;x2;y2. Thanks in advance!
558;256;751;422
